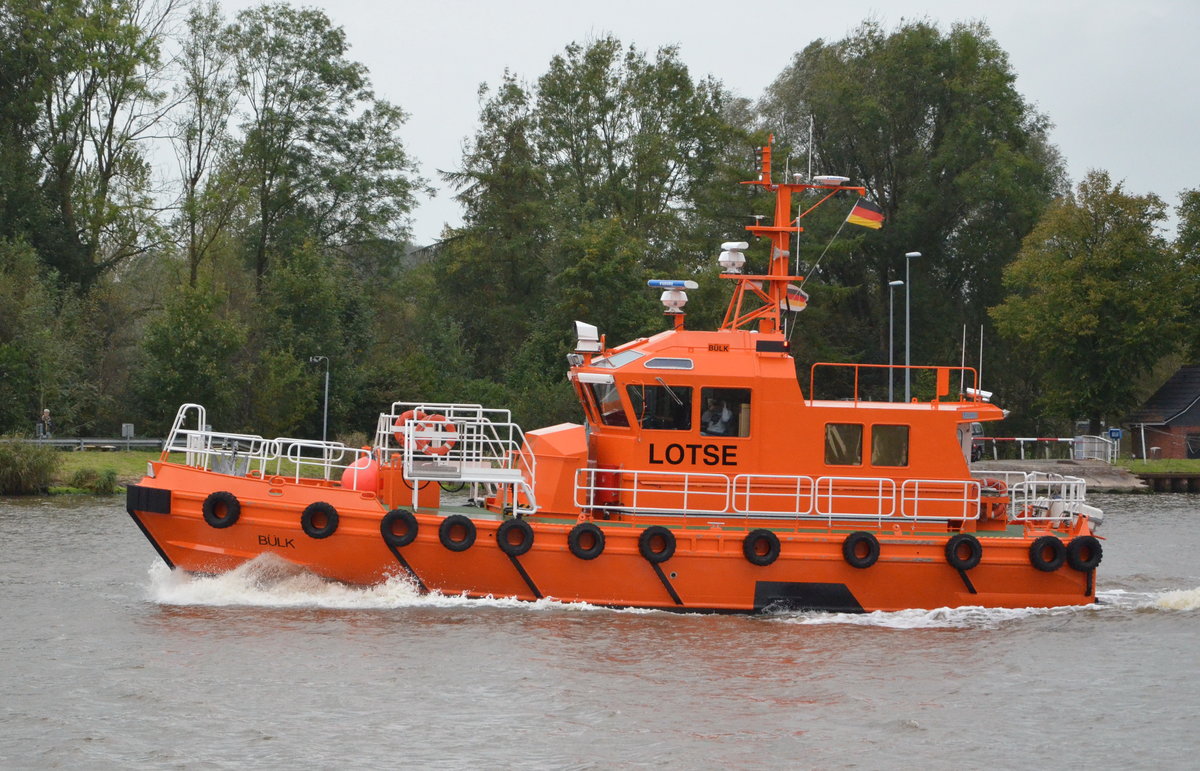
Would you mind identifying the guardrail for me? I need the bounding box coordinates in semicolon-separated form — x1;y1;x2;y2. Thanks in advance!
576;469;987;524
974;435;1117;463
1;438;165;451
376;401;538;514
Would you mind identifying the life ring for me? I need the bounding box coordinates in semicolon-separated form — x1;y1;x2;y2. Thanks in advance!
1067;535;1103;571
301;501;339;539
202;491;240;529
380;509;418;547
392;409;424;444
496;518;534;557
743;529;780;566
980;477;1008;495
439;514;476;552
638;525;676;564
945;533;982;571
842;531;880;569
568;522;605;560
416;413;458;456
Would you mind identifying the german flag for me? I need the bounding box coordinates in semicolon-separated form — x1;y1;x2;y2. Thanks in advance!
846;198;884;230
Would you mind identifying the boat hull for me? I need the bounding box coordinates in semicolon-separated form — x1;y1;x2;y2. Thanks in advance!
127;465;1098;613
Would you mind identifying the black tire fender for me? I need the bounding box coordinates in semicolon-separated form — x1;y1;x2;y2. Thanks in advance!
439;514;476;552
567;522;605;560
842;531;881;569
301;501;338;539
381;509;418;548
638;525;676;564
1066;535;1103;572
202;491;240;529
945;533;982;571
743;529;781;566
1028;535;1066;572
496;517;534;557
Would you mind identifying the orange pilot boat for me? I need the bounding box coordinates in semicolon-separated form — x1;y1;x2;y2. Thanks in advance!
126;138;1105;613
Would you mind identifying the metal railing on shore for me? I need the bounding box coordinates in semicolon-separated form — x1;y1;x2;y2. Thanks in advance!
3;437;165;451
974;435;1118;463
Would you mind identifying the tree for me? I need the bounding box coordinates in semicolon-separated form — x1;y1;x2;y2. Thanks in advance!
437;37;746;390
758;20;1063;371
171;0;239;287
227;3;423;285
131;287;247;433
25;0;180;291
990;171;1181;430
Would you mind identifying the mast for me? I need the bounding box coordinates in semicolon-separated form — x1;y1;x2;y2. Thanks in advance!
722;135;865;334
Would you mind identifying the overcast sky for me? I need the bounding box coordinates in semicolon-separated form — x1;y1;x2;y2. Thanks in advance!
221;0;1199;245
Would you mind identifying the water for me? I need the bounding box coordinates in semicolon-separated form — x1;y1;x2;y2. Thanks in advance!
1;494;1197;769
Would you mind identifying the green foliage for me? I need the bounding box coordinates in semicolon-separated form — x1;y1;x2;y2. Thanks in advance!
67;466;119;494
227;3;424;284
131;287;248;434
991;171;1181;429
0;439;60;494
758;20;1062;375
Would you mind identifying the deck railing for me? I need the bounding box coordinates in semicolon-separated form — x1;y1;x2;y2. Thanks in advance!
376;402;537;514
576;469;993;524
161;403;375;486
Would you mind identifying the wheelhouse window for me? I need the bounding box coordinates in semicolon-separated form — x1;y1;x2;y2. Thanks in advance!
700;387;751;437
587;381;629;427
871;425;910;467
825;423;863;466
627;384;692;430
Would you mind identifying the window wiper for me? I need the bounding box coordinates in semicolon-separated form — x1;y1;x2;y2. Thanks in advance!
655;377;684;406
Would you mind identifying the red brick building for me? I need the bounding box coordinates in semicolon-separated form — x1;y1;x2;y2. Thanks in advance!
1125;366;1200;459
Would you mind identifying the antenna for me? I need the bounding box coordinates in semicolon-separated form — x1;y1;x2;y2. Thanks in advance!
978;324;985;392
960;324;967;395
807;114;814;182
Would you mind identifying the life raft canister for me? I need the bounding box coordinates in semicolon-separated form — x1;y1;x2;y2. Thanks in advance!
380;508;418;548
842;531;881;569
202;491;240;529
743;529;780;566
496;517;534;557
439;514;476;552
301;501;339;539
638;525;676;564
945;533;983;571
1028;535;1066;572
568;522;605;560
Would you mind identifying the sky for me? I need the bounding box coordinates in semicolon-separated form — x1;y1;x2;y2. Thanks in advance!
221;0;1199;245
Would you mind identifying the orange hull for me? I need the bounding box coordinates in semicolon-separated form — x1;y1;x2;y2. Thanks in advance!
127;464;1097;613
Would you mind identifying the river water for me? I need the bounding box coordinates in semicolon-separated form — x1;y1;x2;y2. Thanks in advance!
1;493;1197;769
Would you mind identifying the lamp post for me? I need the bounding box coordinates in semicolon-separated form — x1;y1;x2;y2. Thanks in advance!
904;251;921;402
888;280;904;402
310;355;329;443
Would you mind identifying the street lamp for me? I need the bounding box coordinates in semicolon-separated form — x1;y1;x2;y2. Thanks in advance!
888;280;904;402
310;355;329;443
904;251;921;402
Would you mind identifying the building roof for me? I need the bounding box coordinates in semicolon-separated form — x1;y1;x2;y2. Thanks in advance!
1125;365;1200;425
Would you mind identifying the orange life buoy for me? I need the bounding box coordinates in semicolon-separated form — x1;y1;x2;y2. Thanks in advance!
415;413;458;456
392;409;425;445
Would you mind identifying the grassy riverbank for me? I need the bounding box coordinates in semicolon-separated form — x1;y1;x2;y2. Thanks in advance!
1118;458;1200;473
